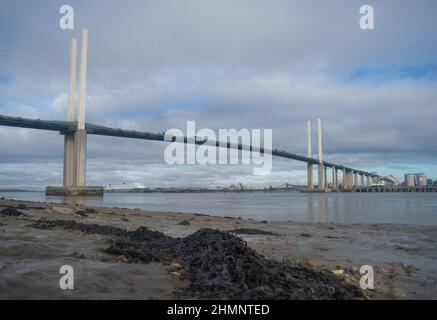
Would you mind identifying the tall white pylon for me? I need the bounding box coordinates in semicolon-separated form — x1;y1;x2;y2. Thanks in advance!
307;120;313;191
317;118;325;191
63;38;78;187
74;29;89;187
67;39;77;122
77;29;88;130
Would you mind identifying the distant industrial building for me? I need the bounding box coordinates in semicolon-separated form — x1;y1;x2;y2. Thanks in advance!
404;174;416;187
418;175;427;186
404;173;428;187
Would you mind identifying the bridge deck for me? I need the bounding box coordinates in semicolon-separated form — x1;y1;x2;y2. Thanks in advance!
0;114;371;176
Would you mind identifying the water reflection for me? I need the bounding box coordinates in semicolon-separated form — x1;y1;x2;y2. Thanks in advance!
307;193;315;223
318;194;327;223
46;195;103;207
2;191;437;225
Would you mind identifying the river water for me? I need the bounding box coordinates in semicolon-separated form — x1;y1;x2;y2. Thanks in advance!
1;191;437;225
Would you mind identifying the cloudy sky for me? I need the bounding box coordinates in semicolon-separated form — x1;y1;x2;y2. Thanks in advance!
1;0;437;189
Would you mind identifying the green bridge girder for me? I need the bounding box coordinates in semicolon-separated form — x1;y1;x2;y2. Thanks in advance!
0;114;376;177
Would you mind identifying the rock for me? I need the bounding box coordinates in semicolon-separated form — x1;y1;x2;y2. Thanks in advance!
178;220;191;226
116;255;128;263
300;233;311;237
260;220;268;224
1;207;25;216
332;269;344;277
72;252;85;259
171;262;183;270
85;208;96;213
169;271;182;278
16;204;27;210
350;266;360;273
344;275;354;285
75;210;89;217
304;259;320;269
52;207;76;215
388;288;407;300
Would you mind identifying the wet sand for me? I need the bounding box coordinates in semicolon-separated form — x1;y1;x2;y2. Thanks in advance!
1;198;436;299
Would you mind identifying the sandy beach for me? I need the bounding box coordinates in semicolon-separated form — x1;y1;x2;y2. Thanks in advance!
1;198;436;300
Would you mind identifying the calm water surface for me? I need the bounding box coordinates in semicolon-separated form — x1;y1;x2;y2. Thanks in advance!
1;191;437;225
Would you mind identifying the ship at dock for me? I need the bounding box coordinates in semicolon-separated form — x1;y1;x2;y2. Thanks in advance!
104;182;146;193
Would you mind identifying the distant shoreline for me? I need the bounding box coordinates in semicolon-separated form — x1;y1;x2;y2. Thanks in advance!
1;187;306;194
0;189;40;192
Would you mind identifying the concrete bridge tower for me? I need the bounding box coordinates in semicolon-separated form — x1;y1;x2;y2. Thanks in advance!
75;28;88;187
307;120;313;191
317;118;325;191
47;29;102;196
63;38;77;187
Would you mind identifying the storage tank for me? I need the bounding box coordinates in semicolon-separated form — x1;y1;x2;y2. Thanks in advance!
417;175;427;186
404;174;416;187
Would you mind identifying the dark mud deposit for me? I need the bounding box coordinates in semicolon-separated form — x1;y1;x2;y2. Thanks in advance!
0;207;26;216
32;219;365;299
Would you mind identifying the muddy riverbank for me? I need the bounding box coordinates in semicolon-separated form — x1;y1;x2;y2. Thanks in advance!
1;199;436;299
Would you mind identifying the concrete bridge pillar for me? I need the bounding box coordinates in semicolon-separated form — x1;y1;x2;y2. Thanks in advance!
344;171;348;190
318;165;325;191
332;166;338;191
367;175;371;186
324;165;328;189
317;119;324;191
73;29;88;187
74;129;87;186
348;171;355;190
63;133;76;187
63;38;77;188
342;168;346;190
54;30;102;195
306;121;313;192
360;174;365;186
307;164;313;191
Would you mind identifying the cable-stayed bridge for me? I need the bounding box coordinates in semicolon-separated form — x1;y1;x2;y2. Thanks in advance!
0;30;382;195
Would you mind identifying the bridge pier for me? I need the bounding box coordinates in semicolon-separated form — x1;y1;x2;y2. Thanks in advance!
47;29;102;196
318;165;325;191
332;166;338;191
348;170;355;190
63;132;76;187
306;121;313;191
317;119;325;191
74;129;87;187
307;164;313;191
342;168;346;190
63;38;77;188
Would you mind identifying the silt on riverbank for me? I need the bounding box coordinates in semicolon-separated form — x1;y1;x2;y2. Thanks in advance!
0;199;436;299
